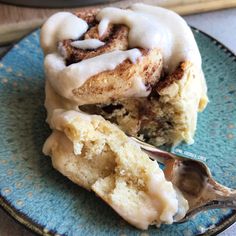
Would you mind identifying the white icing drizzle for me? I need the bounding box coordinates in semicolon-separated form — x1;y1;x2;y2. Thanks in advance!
41;12;88;54
71;39;105;49
97;3;202;72
44;79;79;126
41;4;207;103
44;49;142;102
98;18;110;37
97;8;160;48
124;76;150;97
148;172;179;224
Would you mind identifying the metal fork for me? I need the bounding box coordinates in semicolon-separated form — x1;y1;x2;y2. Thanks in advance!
131;137;236;223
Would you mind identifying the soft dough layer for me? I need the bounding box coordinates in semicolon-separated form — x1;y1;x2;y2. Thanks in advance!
81;62;208;146
43;110;188;229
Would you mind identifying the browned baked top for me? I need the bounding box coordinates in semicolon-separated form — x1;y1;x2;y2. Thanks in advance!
156;62;188;93
55;10;190;104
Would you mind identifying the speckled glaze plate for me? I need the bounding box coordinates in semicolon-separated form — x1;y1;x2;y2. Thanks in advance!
0;28;236;236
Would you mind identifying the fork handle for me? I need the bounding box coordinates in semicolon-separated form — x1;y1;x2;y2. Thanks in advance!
206;199;236;210
213;188;236;209
178;199;236;223
178;187;236;223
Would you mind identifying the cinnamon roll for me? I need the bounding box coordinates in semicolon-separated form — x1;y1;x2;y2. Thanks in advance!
40;3;208;230
42;10;163;106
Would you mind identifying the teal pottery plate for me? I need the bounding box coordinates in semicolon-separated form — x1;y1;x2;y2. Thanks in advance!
0;29;236;236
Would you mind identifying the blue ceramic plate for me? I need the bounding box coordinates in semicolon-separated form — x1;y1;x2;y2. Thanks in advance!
0;29;236;236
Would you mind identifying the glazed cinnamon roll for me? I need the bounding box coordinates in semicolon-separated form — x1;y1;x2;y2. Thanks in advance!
42;10;163;106
40;4;209;230
41;5;207;146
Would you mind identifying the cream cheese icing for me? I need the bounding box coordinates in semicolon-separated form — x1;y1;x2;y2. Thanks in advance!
41;4;207;103
70;39;105;49
97;3;202;72
44;80;79;126
41;12;88;54
98;18;110;37
44;49;142;102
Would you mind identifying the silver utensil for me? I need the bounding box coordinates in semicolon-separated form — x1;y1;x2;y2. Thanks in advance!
131;137;236;223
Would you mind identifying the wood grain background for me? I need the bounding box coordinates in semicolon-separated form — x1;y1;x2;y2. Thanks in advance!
1;0;236;44
0;207;35;236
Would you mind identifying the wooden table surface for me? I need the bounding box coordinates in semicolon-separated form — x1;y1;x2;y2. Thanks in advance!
1;0;236;45
0;207;35;236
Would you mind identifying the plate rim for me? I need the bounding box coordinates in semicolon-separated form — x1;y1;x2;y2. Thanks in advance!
0;27;236;236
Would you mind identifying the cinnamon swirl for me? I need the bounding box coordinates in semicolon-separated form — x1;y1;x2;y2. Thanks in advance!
42;10;163;105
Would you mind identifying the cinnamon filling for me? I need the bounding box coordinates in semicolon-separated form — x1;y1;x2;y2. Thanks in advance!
61;20;129;65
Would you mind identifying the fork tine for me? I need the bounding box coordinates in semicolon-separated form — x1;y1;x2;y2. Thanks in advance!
130;137;166;164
